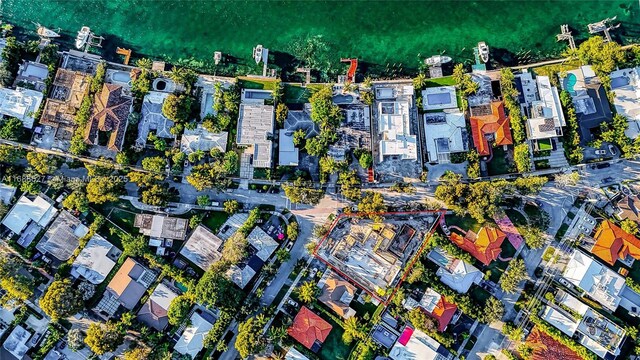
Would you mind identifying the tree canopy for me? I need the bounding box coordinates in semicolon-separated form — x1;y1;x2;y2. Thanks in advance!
40;279;84;321
235;314;268;358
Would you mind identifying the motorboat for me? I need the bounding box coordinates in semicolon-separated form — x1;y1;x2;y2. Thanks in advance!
75;26;91;50
425;55;452;66
478;41;489;63
35;23;60;38
253;44;263;64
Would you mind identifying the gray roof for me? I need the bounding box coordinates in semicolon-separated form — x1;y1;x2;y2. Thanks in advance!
36;210;88;262
236;103;274;168
134;214;188;240
71;234;121;284
137;281;179;331
247;226;278;262
180;225;223;271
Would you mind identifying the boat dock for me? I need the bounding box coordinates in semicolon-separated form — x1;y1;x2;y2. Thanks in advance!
556;24;576;50
588;16;620;42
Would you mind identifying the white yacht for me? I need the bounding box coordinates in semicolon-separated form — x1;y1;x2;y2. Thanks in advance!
75;26;91;50
253;44;263;64
478;42;489;63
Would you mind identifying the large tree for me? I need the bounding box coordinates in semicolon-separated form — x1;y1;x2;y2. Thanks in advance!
296;281;319;304
86;176;124;204
0;256;33;307
162;93;193;123
482;296;505;323
0;117;23;140
499;258;528;293
235;314;268;358
221;232;248;264
194;263;243;310
141;156;167;173
168;294;192;326
40;279;84;321
26;152;59;174
84;321;125;355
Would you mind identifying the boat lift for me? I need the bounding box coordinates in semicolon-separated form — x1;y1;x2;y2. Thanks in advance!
556;24;576;50
588;16;620;42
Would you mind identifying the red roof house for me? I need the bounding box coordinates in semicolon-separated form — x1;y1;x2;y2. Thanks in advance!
288;306;333;352
450;227;506;266
469;101;513;156
591;220;640;266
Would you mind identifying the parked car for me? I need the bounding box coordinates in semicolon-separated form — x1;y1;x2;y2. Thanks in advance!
601;177;614;184
287;298;298;307
608;144;618;156
595;162;611;169
595;149;606;156
558;277;571;288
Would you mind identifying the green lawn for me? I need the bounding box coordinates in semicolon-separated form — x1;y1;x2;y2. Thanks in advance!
318;317;352;360
425;76;456;87
237;77;277;90
537;139;553;151
487;146;513;176
284;84;310;104
486;241;517;283
445;214;483;233
201;211;229;232
504;209;527;228
351;299;378;318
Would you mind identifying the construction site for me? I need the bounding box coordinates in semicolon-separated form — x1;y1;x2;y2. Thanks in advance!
314;211;443;304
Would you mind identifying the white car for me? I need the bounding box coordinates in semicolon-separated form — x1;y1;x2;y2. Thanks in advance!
558;277;571;288
595;149;606;156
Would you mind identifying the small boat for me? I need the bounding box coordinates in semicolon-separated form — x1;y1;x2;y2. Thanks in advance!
478;41;489;63
425;55;452;66
214;51;222;65
35;23;60;38
253;44;263;64
75;26;91;50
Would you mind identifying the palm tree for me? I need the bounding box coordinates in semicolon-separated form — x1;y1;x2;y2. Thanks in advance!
413;73;427;90
267;325;288;345
343;316;366;341
136;58;153;70
363;76;373;89
296;281;319;303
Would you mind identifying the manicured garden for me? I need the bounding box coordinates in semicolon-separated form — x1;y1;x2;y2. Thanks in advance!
201;211;230;232
445;214;484;233
487;146;514;176
486;241;517;283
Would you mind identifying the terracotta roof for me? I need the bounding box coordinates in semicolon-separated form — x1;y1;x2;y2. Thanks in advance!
318;271;356;318
469;101;513;156
592;220;640;266
106;258;148;310
449;227;506;265
429;296;457;332
527;326;581;360
84;83;132;151
288;306;333;351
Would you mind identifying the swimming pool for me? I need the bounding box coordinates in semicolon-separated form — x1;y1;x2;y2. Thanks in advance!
111;71;131;83
611;75;629;89
202;93;214;117
333;94;354;104
564;73;577;94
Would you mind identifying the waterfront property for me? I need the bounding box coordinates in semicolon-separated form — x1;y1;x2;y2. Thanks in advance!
71;234;122;284
1;194;57;247
329;104;371;162
180;124;228;155
0;87;43;129
136;91;175;148
14;61;49;92
281;105;318;165
95;257;157;317
83;83;132;151
423;110;467;164
610;67;640;138
469;101;513;157
237;89;275;169
35;210;89;265
375;86;417;162
315;211;441;303
524;75;565;147
559;66;612;144
422;86;458;111
562;249;625;311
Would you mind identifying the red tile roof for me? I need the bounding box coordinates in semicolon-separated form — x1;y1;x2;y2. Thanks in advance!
450;227;506;265
429;296;457;332
527;327;582;360
592;220;640;266
469;101;513;156
288;306;333;350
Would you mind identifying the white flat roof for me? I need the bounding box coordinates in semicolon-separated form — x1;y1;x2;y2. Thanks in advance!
378;101;417;160
71;234;119;284
2;195;57;235
174;312;214;358
422;86;457;111
3;325;31;359
389;329;445;360
278;129;299;166
0;87;43;129
424;111;466;161
610;67;640;138
563;250;624;311
236;103;274;168
541;306;578;336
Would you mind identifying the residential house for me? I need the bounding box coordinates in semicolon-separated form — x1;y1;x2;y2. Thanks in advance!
236;91;275;168
247;226;278;262
95;258;156;317
449;227;506;265
179;225;223;271
469;101;513;156
541;304;625;358
403;288;457;332
217;213;249;241
609;67;640;138
137;281;180;331
288;306;333;352
427;247;483;293
591;220;640;266
15;61;49;91
136;91;175;148
0;87;43;129
616;193;640;223
84;83;132;151
0;184;16;205
71;234;121;284
226;264;256;289
424;110;467;164
1;195;57;247
559;66;612;144
180;124;228;155
563;249;625;311
2;325;31;360
525;76;565;149
36;210;89;264
134;214;188;241
40;69;91;148
329;105;371;162
285;348;310;360
422;86;458;111
318;270;357;319
376;90;417;162
389;327;453;360
278;129;299;166
174;309;216;358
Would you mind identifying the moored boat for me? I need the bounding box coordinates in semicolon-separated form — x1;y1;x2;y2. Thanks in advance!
478;41;489;63
253;44;263;64
75;26;91;49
